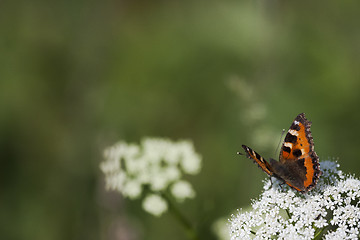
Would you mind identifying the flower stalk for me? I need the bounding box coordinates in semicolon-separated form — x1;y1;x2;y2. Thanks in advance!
162;192;200;240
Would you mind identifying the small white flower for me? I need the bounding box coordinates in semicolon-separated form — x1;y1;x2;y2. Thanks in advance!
122;180;142;199
179;141;202;174
142;194;168;217
171;180;196;202
149;172;169;192
229;160;360;240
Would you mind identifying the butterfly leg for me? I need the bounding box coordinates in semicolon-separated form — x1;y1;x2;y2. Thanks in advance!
278;178;288;191
279;182;284;191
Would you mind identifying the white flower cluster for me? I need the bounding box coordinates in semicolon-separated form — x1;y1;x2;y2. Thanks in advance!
100;137;201;216
229;160;360;240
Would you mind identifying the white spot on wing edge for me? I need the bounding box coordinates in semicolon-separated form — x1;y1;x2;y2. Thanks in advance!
288;129;299;136
284;142;292;148
294;120;300;125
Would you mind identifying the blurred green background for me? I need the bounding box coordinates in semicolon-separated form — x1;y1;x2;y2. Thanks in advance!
1;1;360;239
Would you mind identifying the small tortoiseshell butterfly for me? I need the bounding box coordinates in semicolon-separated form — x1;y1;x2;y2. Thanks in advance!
239;113;322;192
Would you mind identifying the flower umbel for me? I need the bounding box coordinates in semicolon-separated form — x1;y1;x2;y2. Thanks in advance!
100;137;202;216
229;160;360;240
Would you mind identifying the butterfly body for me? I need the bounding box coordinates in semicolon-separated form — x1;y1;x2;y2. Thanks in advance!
240;113;322;192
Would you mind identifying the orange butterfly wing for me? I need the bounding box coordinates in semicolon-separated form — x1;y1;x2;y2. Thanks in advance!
279;113;321;191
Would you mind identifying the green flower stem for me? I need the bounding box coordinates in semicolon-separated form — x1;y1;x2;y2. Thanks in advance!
313;226;326;240
285;208;292;219
161;192;200;240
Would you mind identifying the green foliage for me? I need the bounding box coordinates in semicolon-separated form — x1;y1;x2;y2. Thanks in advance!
1;1;360;240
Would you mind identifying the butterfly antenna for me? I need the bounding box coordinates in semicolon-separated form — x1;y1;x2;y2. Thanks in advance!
275;129;286;155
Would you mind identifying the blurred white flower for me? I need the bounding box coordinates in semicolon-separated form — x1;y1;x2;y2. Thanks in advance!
100;137;202;215
142;194;168;217
149;172;169;192
212;217;230;240
178;141;202;174
171;180;196;202
122;179;142;199
242;104;267;125
251;126;278;150
226;76;254;101
229;160;360;240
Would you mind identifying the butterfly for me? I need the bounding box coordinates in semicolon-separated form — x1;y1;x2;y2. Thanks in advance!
239;113;322;192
